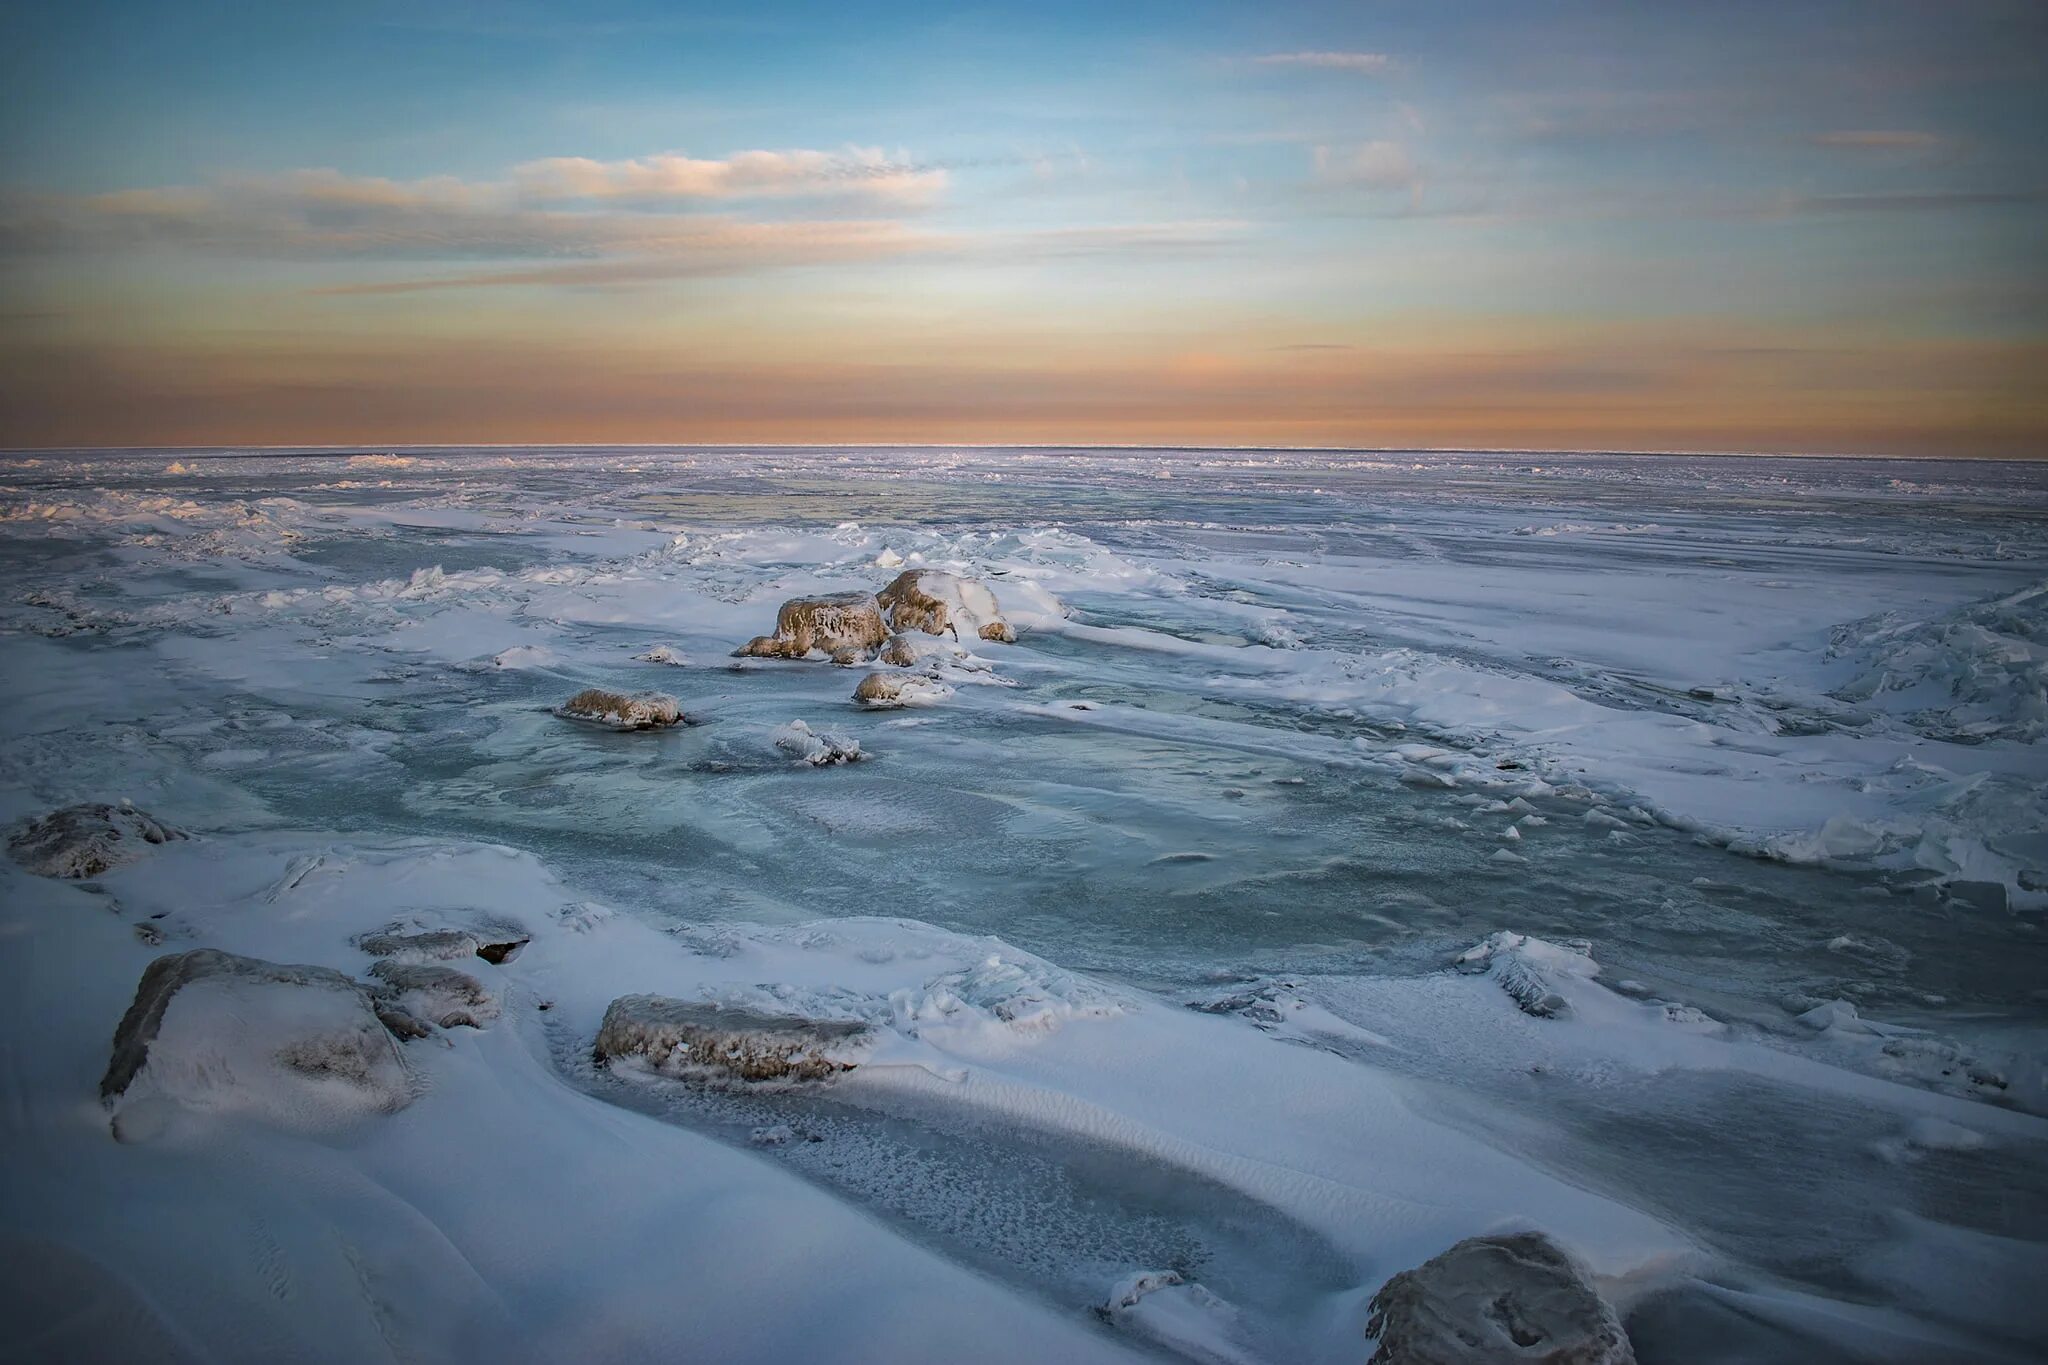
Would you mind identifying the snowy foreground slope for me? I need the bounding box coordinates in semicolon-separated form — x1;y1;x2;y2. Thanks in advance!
1;446;2044;1363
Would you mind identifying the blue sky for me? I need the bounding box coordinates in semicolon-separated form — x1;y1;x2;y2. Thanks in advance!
2;0;2043;450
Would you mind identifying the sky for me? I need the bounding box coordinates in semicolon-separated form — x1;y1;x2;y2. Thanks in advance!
1;0;2043;454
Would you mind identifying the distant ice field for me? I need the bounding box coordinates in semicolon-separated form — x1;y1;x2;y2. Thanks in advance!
2;445;2044;1364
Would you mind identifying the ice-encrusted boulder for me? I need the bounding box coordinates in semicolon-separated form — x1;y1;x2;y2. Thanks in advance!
9;802;183;879
368;961;499;1029
1365;1232;1635;1365
773;719;865;765
735;591;890;663
878;634;921;667
557;688;685;730
853;672;955;709
594;996;872;1082
877;569;1016;643
356;926;530;965
1454;932;1600;1019
100;949;415;1138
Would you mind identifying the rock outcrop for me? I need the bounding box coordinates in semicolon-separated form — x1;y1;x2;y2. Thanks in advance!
101;949;415;1137
877;569;1015;643
594;996;872;1082
773;720;865;765
853;672;955;709
9;803;183;879
557;689;685;730
735;592;890;663
1365;1232;1635;1364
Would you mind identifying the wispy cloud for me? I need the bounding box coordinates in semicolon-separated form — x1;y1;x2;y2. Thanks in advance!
1254;51;1391;74
0;149;951;267
307;220;945;293
512;147;946;206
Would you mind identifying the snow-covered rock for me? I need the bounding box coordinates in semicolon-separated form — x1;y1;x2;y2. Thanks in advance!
1453;932;1600;1019
853;672;955;709
557;688;685;730
9;802;183;879
368;961;499;1029
1365;1232;1635;1364
636;644;688;665
356;926;529;965
773;720;865;765
594;996;873;1082
876;569;1016;643
100;949;416;1139
1098;1270;1259;1365
735;591;890;663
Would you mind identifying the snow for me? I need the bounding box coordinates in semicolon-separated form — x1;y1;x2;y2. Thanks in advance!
1;445;2044;1363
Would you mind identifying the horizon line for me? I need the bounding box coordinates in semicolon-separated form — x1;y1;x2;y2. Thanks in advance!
3;442;2043;464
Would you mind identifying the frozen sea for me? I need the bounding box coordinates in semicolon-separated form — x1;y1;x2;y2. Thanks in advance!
2;446;2045;1363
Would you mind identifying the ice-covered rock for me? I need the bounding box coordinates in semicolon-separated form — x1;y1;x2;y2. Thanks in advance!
636;644;688;665
878;634;924;667
356;926;530;965
876;631;1007;681
876;569;1016;643
368;961;499;1029
557;688;685;730
773;720;865;765
1365;1231;1635;1365
734;591;889;663
9;802;183;879
853;672;955;709
1454;932;1599;1019
1098;1270;1259;1365
100;950;415;1138
593;996;872;1082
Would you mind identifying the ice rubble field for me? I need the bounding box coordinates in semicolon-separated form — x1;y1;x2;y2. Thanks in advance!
1;445;2045;1363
